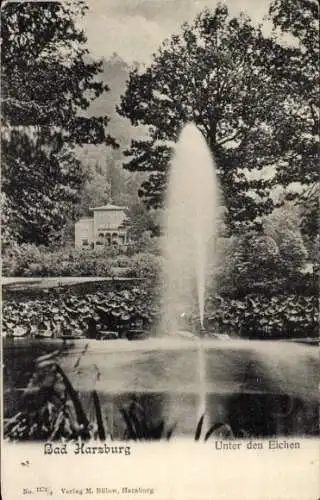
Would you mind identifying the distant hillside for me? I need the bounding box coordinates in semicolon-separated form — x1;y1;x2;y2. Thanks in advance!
74;54;148;220
85;53;146;146
88;53;128;116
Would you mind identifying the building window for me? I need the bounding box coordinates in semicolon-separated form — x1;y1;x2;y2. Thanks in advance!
82;239;89;246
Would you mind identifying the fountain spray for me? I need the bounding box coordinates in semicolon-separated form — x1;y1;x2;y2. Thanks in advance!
162;122;220;420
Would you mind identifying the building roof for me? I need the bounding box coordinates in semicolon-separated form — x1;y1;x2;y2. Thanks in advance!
75;217;93;223
89;204;127;211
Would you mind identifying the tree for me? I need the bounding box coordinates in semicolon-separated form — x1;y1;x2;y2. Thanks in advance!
1;1;116;246
299;184;319;240
74;144;112;218
264;203;309;275
263;202;301;247
213;229;308;298
76;166;111;217
118;5;295;231
222;234;281;295
124;200;161;241
269;0;319;240
2;127;84;246
278;230;308;275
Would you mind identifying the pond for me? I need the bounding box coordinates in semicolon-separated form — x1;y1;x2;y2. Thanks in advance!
3;337;318;440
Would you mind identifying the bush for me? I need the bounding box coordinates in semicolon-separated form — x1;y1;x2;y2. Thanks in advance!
3;275;318;340
209;232;314;298
2;244;44;276
3;285;160;338
129;252;164;284
203;294;318;339
2;244;168;279
2;245;116;277
130;232;164;256
109;255;132;268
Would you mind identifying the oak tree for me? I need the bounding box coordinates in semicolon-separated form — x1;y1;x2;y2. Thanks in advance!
1;1;116;246
118;5;292;231
269;0;319;240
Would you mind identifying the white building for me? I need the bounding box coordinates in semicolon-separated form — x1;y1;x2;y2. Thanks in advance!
75;204;129;249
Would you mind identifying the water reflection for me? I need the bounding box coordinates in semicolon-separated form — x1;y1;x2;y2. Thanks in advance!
3;338;319;440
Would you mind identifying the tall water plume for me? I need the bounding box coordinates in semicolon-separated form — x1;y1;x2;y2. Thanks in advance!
162;123;220;334
161;122;220;420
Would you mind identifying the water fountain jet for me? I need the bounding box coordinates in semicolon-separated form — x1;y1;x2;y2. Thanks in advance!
162;122;220;336
162;122;221;421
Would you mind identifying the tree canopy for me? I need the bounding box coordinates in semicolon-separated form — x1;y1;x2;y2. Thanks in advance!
118;5;292;230
118;2;318;234
1;1;115;246
269;0;319;240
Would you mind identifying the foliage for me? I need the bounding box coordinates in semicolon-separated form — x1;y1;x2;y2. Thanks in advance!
309;234;320;265
268;0;319;240
2;245;117;277
120;402;174;440
118;5;303;231
203;294;317;338
213;228;309;297
2;243;166;279
214;234;277;296
3;287;159;339
129;252;164;283
4;354;91;441
2;243;44;277
3;282;317;341
1;1;116;246
195;414;235;440
4;348;317;442
4;353;240;442
2;130;85;246
278;230;309;277
263;203;311;279
296;184;319;243
75;156;112;219
263;202;301;245
126;202;160;240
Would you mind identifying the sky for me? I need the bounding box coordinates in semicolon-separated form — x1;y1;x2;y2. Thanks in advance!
80;0;272;64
